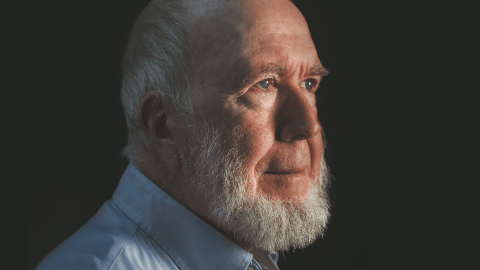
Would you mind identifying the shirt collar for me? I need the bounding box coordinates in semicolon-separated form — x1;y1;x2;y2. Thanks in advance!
112;162;253;270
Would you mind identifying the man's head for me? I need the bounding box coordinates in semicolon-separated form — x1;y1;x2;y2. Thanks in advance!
121;0;331;253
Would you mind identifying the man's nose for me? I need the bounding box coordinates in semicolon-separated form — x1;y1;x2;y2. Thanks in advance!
278;88;321;143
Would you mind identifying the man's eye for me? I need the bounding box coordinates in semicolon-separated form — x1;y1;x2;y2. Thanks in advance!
300;79;316;91
254;79;273;90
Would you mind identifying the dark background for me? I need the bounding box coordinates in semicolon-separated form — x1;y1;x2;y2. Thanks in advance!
28;0;455;269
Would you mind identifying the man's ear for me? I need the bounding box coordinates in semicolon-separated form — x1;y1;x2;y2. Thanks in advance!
138;91;182;175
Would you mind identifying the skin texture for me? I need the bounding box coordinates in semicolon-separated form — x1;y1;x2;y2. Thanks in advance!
137;0;327;267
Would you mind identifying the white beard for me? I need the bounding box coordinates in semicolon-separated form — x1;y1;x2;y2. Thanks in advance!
180;115;331;253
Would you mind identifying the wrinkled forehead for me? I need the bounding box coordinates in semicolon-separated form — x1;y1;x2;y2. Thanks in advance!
183;0;314;87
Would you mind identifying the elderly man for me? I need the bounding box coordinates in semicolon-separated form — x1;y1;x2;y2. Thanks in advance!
36;0;331;269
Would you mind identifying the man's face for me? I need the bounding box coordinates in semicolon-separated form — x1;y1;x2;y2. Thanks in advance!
177;0;330;252
186;0;327;202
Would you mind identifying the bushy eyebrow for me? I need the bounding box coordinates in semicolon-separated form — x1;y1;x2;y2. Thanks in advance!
309;63;329;78
261;62;329;77
232;62;329;91
261;63;287;76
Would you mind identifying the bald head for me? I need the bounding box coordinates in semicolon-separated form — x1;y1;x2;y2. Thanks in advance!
120;0;318;163
181;0;312;104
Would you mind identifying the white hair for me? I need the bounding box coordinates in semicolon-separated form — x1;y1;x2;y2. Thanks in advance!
120;0;194;164
181;114;331;253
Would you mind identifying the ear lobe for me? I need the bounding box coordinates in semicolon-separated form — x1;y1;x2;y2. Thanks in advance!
138;91;182;174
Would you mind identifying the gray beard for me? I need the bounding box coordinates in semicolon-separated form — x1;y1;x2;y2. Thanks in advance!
180;115;331;253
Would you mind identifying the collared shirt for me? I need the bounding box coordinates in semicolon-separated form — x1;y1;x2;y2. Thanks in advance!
36;162;279;270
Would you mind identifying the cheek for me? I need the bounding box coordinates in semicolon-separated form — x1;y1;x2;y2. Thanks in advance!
224;95;277;165
229;112;275;194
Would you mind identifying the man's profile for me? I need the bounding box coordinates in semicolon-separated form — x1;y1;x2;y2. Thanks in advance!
36;0;332;269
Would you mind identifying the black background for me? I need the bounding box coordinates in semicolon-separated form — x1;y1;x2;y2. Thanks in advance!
27;0;455;269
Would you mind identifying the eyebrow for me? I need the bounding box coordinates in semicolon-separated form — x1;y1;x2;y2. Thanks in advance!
261;62;329;77
309;63;329;78
239;62;329;87
261;63;287;76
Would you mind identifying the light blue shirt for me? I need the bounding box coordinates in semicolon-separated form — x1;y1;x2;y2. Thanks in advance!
36;163;279;270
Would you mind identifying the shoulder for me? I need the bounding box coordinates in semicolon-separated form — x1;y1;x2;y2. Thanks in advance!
35;200;178;270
